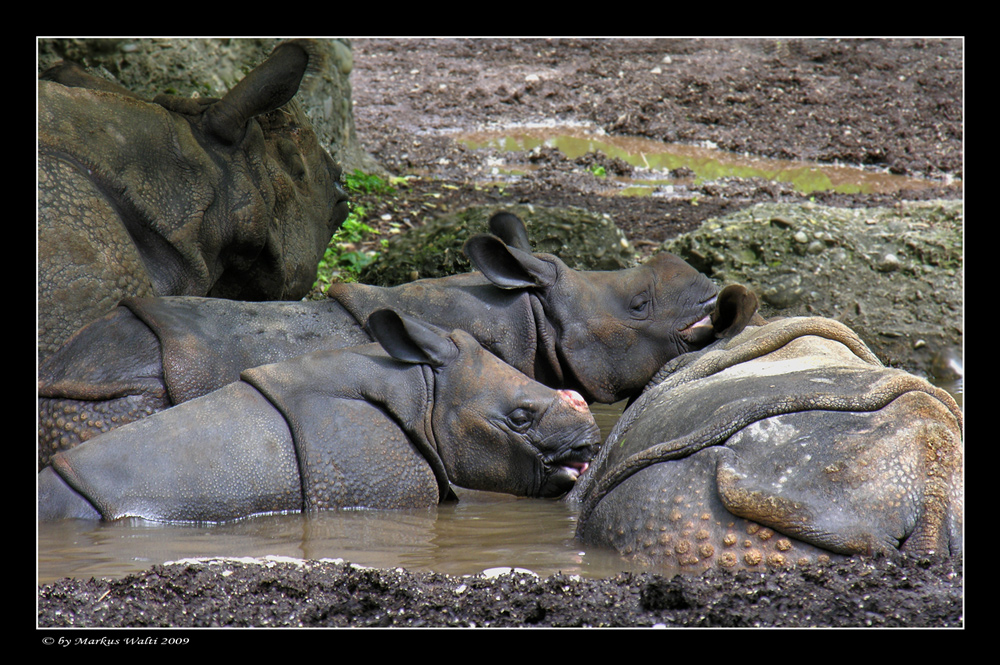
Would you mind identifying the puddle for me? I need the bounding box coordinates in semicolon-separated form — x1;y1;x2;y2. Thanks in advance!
36;402;633;585
457;126;955;196
37;494;645;585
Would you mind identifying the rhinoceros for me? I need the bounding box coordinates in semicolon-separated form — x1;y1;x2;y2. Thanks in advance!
39;213;750;467
568;316;964;569
38;39;350;362
38;309;601;523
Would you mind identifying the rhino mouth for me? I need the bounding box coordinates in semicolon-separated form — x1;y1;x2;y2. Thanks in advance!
678;294;719;347
539;441;598;498
330;183;351;222
541;462;591;498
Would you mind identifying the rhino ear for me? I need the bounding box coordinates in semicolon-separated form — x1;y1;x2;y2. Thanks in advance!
712;284;760;338
464;234;557;289
204;41;311;145
367;309;460;367
488;212;532;252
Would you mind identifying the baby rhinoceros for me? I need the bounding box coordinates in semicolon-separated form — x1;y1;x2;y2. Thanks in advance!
569;316;963;570
39;310;600;523
37;39;350;361
39;212;733;466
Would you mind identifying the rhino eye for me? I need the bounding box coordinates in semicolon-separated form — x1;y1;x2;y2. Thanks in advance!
277;139;307;179
506;408;534;433
629;291;651;320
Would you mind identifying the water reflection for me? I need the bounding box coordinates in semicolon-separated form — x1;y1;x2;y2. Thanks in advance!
38;489;635;585
457;126;955;195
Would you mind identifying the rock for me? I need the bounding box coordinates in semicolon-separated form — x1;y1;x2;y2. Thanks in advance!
358;204;637;286
663;201;963;376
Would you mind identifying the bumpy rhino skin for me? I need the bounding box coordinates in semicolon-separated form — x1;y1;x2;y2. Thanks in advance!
569;316;963;570
38;310;601;523
39;213;723;466
37;39;350;362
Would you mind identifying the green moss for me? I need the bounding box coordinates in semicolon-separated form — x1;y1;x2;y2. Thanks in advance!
311;171;397;289
344;169;398;196
357;205;637;287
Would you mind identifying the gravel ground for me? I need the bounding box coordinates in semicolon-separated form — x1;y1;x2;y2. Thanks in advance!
38;554;963;629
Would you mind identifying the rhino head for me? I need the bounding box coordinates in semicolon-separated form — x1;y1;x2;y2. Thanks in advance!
38;39;349;359
463;230;728;404
189;40;351;300
368;310;601;498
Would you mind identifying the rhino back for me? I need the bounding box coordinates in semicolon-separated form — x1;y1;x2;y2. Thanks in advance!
242;347;449;510
125;297;370;404
38;82;223;360
573;317;963;568
47;381;304;523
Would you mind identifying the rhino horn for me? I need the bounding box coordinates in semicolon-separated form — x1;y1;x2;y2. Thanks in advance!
488;211;533;252
204;40;311;145
463;234;558;289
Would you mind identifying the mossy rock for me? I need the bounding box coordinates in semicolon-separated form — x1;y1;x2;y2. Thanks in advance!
358;205;637;286
664;200;963;377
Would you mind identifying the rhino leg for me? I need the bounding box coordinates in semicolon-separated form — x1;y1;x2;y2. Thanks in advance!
715;392;963;558
577;446;842;571
38;306;169;468
40;381;303;523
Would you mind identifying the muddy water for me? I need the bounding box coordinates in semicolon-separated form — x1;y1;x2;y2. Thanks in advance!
39;373;962;585
457;125;955;195
37;403;630;585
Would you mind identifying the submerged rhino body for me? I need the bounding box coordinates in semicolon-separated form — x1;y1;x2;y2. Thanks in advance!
569;316;963;570
38;39;350;361
39;213;747;467
39;310;600;523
